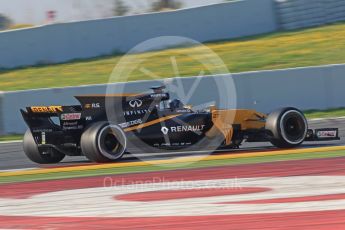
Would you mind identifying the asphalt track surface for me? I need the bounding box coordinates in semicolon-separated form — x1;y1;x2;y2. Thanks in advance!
1;118;345;229
1;154;345;229
1;118;344;171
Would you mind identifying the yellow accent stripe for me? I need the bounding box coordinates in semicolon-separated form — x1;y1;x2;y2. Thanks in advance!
124;114;181;132
1;145;345;177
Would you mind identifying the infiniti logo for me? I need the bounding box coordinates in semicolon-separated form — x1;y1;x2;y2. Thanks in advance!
129;99;143;108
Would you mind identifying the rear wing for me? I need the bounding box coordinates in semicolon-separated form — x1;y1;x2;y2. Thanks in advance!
21;105;82;131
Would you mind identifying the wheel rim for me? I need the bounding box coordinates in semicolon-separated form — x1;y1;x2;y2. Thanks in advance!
104;133;121;153
280;110;307;144
97;125;126;160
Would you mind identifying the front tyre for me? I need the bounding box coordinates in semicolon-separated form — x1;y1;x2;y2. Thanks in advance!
265;107;308;148
80;122;127;163
23;129;65;164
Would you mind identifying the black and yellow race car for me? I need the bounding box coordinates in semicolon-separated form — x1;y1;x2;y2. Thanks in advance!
21;86;339;163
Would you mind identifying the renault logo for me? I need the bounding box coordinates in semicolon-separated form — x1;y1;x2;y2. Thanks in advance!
129;99;143;108
161;127;169;135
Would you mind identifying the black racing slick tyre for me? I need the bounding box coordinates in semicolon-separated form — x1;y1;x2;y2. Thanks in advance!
23;129;65;164
265;107;308;148
80;122;127;163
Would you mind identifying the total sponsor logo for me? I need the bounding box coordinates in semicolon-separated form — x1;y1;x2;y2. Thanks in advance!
62;121;83;130
150;93;168;98
317;130;338;138
129;99;143;108
154;142;192;147
123;109;150;116
63;125;83;131
84;103;101;109
176;109;192;113
118;119;143;129
161;125;206;135
30;106;63;113
62;121;79;126
61;113;81;121
32;128;53;133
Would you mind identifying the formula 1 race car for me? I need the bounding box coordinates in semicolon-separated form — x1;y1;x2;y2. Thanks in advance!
21;86;340;163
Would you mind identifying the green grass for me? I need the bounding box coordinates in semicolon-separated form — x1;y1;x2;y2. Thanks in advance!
0;134;23;142
1;22;345;91
304;108;345;119
1;149;344;184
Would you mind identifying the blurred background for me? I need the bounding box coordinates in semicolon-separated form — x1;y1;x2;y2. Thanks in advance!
0;0;225;29
1;0;345;137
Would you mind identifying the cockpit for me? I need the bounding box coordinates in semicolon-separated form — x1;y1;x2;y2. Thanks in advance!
150;85;187;111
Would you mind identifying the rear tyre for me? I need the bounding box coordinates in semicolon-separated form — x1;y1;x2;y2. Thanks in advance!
265;107;308;148
80;122;127;163
23;129;65;164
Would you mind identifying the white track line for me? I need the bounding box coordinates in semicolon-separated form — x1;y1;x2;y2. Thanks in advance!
0;167;38;173
0;140;22;144
309;116;345;121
